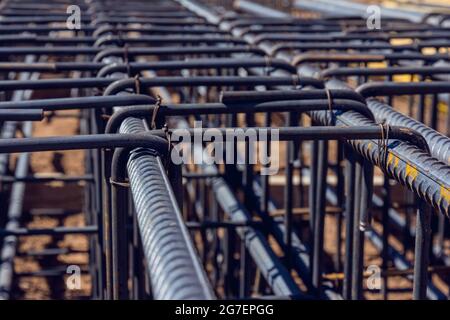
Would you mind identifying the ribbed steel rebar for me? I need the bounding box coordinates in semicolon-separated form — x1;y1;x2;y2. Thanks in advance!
178;0;450;302
198;154;305;297
298;66;450;218
309;109;450;216
120;117;215;300
366;98;450;166
95;12;215;296
153;73;306;297
0;122;32;300
0;53;39;300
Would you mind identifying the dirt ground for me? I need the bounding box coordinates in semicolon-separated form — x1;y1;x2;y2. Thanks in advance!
12;108;91;300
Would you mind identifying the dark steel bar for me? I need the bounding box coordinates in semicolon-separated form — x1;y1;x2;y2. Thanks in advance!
221;89;365;104
312;139;328;295
104;99;374;134
0;133;168;155
0;226;98;236
97;58;297;77
343;146;356;299
0;174;94;183
94;46;265;62
0;95;155;110
0;109;43;121
413;201;432;300
0;46;264;58
103;75;324;95
293;53;450;66
162;126;430;150
322;66;450;79
357;82;450;98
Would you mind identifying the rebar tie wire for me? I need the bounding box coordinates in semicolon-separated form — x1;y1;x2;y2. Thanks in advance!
149;95;172;163
123;43;131;76
377;122;390;175
325;88;335;125
109;177;130;188
134;74;141;95
291;74;301;88
151;95;163;130
264;56;274;75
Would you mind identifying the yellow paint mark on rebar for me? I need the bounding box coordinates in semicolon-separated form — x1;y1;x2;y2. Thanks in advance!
387;153;399;168
439;186;450;206
387;153;392;165
405;163;418;182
